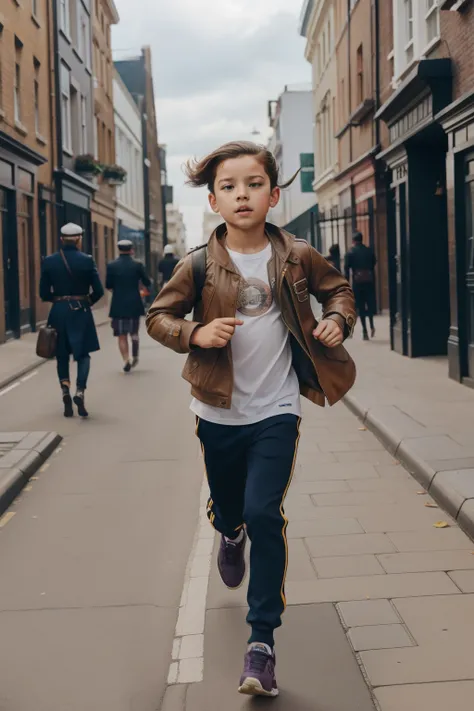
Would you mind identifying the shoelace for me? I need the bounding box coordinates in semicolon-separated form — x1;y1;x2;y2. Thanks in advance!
246;650;273;674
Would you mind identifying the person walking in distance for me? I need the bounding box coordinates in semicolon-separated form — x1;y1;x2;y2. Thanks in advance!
147;141;356;698
40;223;104;418
158;244;180;288
106;239;151;372
325;243;341;272
344;231;377;340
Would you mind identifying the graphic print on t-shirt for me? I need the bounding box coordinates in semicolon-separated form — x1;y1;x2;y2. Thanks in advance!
237;277;273;317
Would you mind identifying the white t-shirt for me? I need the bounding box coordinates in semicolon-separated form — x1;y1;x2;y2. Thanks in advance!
191;242;301;425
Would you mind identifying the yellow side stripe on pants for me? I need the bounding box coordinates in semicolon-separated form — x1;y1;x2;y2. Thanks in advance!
279;417;301;611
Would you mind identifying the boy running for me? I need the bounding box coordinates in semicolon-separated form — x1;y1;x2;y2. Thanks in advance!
146;141;356;697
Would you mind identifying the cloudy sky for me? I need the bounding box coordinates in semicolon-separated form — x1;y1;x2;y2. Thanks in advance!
112;0;311;246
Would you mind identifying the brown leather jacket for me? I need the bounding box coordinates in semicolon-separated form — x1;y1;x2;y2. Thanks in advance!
146;223;357;408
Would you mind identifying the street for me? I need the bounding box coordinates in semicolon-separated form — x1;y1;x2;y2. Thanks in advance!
1;324;474;710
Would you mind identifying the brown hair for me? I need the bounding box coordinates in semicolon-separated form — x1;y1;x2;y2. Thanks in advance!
184;141;299;193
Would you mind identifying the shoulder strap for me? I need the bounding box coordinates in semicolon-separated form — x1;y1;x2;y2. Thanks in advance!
191;245;207;303
60;249;74;279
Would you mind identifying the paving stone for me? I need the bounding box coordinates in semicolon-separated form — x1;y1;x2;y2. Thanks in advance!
286;539;318;581
313;554;385;578
378;550;474;574
357;507;450;533
0;432;27;444
337;600;400;628
375;681;474;711
393;593;474;646
286;572;458;605
287;518;364;539
179;634;204;659
14;432;49;451
448;570;474;592
360;642;474;686
348;624;414;651
375;464;414;480
306;533;396;557
387;529;473;552
427;457;474;472
311;491;398;507
290;480;351;494
348;478;421;494
318;439;384;453
296;462;380;481
335;451;397;465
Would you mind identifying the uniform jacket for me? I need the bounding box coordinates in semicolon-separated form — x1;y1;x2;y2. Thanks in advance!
106;255;151;319
146;223;357;409
344;244;377;283
39;245;104;360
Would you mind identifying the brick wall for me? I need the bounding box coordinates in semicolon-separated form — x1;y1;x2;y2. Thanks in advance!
440;3;474;100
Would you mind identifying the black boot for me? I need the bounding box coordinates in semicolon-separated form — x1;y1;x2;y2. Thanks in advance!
73;389;89;418
131;339;139;368
61;384;73;418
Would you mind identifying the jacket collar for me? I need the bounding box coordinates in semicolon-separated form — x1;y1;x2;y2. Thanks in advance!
207;222;297;272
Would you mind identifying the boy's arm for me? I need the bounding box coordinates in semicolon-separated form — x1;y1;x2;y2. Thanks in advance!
306;245;357;339
146;256;201;354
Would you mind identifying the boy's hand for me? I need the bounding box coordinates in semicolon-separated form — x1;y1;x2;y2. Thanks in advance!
191;318;244;349
313;319;343;348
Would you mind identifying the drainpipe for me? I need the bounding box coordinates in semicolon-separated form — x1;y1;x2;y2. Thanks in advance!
51;0;63;233
374;0;381;147
347;0;353;165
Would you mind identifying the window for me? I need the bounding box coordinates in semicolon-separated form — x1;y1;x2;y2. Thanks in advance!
14;63;21;122
34;80;40;133
60;0;70;36
426;0;439;44
404;0;414;63
79;12;91;68
356;45;364;104
300;154;315;193
81;96;87;153
60;62;72;152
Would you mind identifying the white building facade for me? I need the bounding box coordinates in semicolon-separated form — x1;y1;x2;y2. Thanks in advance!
166;205;187;257
267;85;316;228
202;210;224;244
113;70;145;261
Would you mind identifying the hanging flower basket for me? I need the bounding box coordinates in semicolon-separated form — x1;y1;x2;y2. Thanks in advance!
74;154;103;181
102;164;127;186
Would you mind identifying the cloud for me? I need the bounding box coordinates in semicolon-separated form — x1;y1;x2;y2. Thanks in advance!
112;0;310;246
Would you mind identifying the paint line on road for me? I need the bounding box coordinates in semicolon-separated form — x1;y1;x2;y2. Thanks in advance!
0;382;20;397
21;370;39;383
168;477;213;685
0;512;16;529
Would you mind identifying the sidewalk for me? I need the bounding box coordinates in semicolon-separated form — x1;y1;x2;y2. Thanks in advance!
0;305;110;390
166;395;474;711
344;316;474;539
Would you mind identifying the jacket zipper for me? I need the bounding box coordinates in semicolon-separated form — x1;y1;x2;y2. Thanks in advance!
279;266;329;401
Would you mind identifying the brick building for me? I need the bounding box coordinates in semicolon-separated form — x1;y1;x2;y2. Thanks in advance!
0;0;53;342
115;47;164;285
436;0;474;386
91;0;120;283
334;0;389;310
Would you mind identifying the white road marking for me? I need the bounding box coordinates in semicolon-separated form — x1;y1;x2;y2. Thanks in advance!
0;382;20;397
168;477;213;685
21;370;38;383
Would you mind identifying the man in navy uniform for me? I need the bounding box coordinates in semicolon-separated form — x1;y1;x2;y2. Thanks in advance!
106;239;151;372
40;223;104;417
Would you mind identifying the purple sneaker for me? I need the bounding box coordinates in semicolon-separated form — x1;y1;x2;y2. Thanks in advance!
217;531;247;589
238;643;279;697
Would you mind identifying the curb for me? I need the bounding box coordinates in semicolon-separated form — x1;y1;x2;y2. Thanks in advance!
0;315;110;392
343;392;474;543
0;432;62;517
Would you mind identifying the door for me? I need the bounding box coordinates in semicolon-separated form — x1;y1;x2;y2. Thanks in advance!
17;193;35;332
392;182;409;356
1;188;20;338
465;154;474;385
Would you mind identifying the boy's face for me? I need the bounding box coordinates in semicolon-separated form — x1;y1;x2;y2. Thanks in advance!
208;155;280;231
